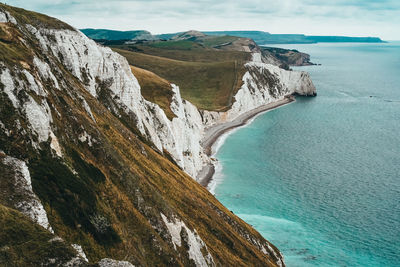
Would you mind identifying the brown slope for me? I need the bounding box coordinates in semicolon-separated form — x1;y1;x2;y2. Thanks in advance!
113;48;247;111
130;65;175;120
0;3;283;266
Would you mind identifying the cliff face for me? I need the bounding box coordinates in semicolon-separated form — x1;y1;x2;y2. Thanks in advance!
21;22;207;178
0;4;286;267
51;28;315;180
201;53;316;126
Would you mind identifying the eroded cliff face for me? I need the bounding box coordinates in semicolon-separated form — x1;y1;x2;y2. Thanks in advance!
201;52;316;126
33;24;315;180
21;24;207;178
0;5;285;267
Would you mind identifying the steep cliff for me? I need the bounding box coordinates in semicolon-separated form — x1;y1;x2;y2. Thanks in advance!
201;52;316;126
101;40;316;178
16;18;206;178
0;4;286;266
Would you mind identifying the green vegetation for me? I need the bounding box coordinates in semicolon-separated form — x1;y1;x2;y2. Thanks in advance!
115;39;250;62
203;31;384;44
130;66;175;120
0;22;32;66
144;35;240;50
0;5;282;265
112;43;250;111
202;35;239;47
148;39;201;50
0;204;78;266
30;148;120;246
0;3;73;30
114;48;247;111
80;29;151;40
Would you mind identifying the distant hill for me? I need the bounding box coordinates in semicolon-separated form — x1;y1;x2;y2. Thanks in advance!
203;31;384;44
81;29;384;44
305;36;384;43
203;31;304;44
170;30;206;40
80;28;157;41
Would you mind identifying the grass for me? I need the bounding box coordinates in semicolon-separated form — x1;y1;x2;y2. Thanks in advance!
130;66;175;120
0;3;73;30
146;35;240;51
29;148;120;246
0;204;78;266
148;39;202;50
87;94;282;266
0;22;32;66
0;3;73;67
0;5;282;265
113;47;249;111
3;78;282;265
1;57;281;266
202;35;239;47
114;43;249;62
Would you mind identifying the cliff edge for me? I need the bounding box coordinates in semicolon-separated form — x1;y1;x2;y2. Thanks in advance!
0;4;288;266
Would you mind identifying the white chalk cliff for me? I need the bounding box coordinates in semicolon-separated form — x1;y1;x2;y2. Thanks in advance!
201;53;316;127
0;6;308;266
1;10;315;181
33;29;314;180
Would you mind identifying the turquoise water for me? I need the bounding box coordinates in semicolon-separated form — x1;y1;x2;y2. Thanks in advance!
212;42;400;266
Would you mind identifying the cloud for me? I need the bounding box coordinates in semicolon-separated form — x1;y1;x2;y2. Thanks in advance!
10;0;400;39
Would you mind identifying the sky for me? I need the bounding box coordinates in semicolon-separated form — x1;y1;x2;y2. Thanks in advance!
10;0;400;40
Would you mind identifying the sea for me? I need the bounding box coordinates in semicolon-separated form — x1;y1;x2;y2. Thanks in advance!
209;42;400;266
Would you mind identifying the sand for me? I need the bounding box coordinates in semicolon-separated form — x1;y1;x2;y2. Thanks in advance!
198;96;295;187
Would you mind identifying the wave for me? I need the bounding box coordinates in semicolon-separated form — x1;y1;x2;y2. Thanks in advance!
236;213;299;226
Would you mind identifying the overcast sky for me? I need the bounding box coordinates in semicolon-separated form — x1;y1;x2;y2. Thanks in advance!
10;0;400;40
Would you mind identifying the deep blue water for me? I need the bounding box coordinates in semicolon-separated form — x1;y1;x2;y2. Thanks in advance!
211;42;400;266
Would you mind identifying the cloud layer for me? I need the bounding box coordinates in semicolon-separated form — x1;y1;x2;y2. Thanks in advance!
11;0;400;39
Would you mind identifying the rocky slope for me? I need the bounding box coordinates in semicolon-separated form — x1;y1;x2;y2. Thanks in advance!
1;4;288;266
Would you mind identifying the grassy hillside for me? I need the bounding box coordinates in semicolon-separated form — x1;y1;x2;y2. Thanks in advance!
108;34;255;111
204;31;384;44
116;42;251;62
130;66;175;120
81;28;153;41
0;4;282;266
1;62;281;265
2;3;73;30
0;204;80;266
114;47;248;111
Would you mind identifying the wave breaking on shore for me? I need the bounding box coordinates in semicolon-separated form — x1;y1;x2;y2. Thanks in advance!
200;96;296;192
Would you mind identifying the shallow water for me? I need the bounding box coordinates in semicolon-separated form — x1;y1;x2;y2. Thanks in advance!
211;42;400;266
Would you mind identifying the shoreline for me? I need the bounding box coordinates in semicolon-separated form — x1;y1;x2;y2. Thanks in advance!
198;95;295;187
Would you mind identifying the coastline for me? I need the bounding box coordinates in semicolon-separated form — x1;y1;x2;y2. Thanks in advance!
198;95;295;187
